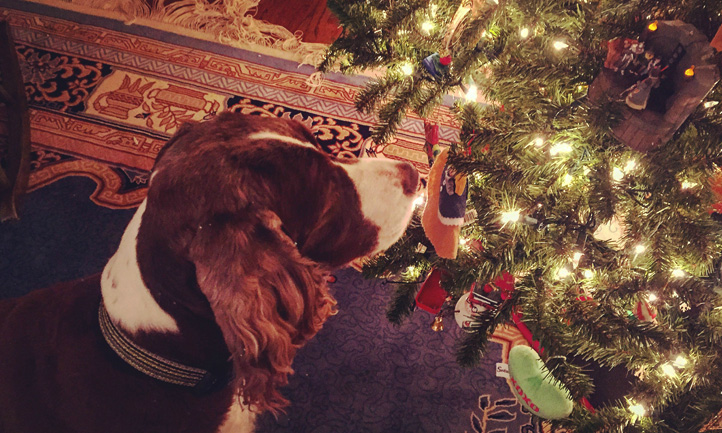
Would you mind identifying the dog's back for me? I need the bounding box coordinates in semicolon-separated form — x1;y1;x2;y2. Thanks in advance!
0;277;236;433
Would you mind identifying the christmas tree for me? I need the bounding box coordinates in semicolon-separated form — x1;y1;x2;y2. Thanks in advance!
320;0;722;432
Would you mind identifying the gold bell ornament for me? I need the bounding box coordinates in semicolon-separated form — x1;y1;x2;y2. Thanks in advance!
431;315;444;332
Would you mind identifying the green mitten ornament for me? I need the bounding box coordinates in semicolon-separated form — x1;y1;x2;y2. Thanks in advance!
508;345;574;420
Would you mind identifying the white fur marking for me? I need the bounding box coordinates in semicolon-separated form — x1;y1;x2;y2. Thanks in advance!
338;159;417;255
101;199;179;333
217;400;256;433
247;131;316;149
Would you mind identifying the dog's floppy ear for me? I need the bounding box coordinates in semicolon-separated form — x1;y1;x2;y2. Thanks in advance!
188;209;336;413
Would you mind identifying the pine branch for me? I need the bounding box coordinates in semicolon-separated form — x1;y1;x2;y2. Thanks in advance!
385;281;421;325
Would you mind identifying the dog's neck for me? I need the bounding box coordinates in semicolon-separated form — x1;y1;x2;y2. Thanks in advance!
101;199;179;334
101;199;231;371
101;200;229;369
100;201;253;426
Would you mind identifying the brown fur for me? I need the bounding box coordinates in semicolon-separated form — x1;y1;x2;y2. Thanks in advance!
190;209;337;412
137;113;380;413
0;113;417;432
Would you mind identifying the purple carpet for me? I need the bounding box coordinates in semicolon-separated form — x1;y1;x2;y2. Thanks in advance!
256;268;536;433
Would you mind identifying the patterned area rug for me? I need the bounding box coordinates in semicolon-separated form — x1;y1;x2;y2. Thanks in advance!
0;3;543;432
1;2;460;210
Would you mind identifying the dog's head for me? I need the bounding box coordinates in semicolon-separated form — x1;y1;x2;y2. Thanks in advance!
139;113;418;412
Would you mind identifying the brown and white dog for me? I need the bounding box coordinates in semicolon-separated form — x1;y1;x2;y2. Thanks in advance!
0;113;419;433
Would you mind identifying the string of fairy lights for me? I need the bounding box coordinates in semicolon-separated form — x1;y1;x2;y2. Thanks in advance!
408;152;701;420
387;1;720;425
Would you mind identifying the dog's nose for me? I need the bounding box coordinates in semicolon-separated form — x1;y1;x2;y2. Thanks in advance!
397;162;420;196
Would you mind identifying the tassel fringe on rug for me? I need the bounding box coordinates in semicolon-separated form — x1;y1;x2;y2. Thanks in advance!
24;0;329;65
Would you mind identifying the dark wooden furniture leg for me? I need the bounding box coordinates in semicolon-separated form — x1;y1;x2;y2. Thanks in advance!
0;20;30;222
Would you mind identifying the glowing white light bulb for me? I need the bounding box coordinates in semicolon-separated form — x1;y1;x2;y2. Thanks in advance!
661;363;677;377
583;269;594;279
612;167;625;181
500;209;521;224
673;355;688;368
681;180;698;190
647;292;658;303
629;402;646;417
573;251;584;263
672;268;685;278
553;40;569;50
400;62;414;75
520;27;529;38
635;244;646;254
562;173;574;186
624;159;637;173
532;137;545;147
459;238;468;245
421;21;435;33
465;84;478;102
557;267;571;279
549;142;572;156
704;101;719;108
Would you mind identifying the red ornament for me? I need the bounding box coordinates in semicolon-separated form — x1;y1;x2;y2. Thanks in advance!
440;55;452;66
415;268;449;314
635;300;657;321
468;271;516;311
423;120;442;167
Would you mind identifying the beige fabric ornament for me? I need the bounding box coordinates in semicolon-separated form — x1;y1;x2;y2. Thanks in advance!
593;215;626;247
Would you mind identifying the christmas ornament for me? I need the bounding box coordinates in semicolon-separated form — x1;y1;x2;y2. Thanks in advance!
422;148;468;259
624;56;664;110
423;120;442;167
593;215;626;247
421;53;451;81
511;311;546;355
441;0;490;54
634;299;657;321
604;38;645;74
415;268;449;314
508;345;574;420
431;315;444;332
439;159;468;225
455;272;514;331
589;21;720;152
454;292;487;331
473;270;516;310
512;308;639;414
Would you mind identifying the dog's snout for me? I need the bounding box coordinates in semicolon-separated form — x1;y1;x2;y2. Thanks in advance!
397;162;420;196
